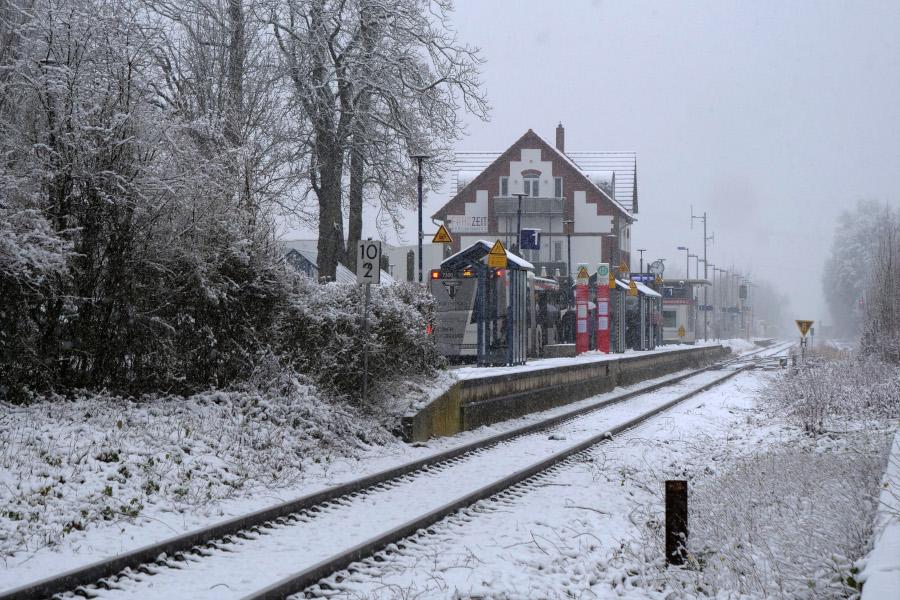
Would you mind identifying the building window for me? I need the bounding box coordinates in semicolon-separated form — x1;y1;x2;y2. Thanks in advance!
554;241;562;262
663;310;677;328
500;176;508;196
524;175;539;197
554;177;563;198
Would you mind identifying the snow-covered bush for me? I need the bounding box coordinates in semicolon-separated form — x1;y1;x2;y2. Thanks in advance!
768;352;900;434
0;206;72;401
280;279;443;401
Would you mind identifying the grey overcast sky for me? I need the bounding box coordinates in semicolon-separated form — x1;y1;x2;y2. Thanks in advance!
309;0;900;324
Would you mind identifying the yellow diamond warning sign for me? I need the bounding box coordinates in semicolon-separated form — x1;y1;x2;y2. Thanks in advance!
795;320;814;337
608;272;616;288
577;265;590;281
628;280;638;296
487;239;507;269
432;224;453;244
618;261;629;274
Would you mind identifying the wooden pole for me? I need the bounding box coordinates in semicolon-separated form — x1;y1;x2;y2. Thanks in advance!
665;480;688;565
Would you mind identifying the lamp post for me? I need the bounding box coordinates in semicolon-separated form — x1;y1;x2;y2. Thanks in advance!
707;262;716;338
688;254;699;279
563;219;574;282
603;232;621;353
637;248;647;275
691;209;713;341
410;154;430;284
677;246;689;279
513;192;528;254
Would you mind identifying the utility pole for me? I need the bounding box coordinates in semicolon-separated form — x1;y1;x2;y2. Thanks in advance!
677;246;689;279
691;208;712;341
410;154;430;284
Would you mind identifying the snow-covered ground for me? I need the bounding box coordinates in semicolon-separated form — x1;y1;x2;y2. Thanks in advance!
312;365;894;599
311;372;785;598
0;340;757;593
0;358;741;592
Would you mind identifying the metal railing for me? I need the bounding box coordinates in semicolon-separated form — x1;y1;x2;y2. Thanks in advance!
493;196;565;215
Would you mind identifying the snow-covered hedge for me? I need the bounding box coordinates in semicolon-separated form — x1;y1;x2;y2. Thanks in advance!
280;279;443;400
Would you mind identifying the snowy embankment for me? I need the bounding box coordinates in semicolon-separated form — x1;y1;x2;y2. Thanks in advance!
0;373;453;587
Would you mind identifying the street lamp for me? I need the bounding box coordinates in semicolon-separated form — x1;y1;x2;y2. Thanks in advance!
562;219;574;281
677;246;689;279
688;254;699;279
636;248;647;275
513;192;528;254
410;153;431;284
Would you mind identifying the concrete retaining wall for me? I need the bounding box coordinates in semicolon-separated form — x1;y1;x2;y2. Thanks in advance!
401;345;730;442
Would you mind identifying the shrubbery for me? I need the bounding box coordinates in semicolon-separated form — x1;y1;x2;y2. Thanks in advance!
769;350;900;434
280;279;443;401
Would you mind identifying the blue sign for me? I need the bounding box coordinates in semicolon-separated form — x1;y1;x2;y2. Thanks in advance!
520;229;540;250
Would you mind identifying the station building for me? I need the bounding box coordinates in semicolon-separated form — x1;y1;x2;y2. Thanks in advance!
431;124;638;280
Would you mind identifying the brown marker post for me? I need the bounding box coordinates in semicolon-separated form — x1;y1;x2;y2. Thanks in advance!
665;480;688;565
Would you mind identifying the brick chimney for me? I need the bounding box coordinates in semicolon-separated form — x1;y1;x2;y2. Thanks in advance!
555;122;565;153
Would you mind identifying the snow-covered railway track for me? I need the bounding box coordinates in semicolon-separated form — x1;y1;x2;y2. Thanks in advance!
2;343;790;600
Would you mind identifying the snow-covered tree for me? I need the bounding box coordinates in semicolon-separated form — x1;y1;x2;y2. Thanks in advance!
271;0;487;278
822;200;886;338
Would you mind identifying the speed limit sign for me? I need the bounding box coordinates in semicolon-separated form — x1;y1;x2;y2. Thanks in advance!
356;240;382;285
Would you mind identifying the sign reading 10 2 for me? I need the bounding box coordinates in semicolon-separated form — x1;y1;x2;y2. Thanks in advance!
357;240;382;285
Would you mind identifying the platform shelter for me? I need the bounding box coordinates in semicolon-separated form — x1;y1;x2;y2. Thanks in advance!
439;240;534;366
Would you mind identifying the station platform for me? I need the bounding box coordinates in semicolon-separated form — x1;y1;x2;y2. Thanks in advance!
401;343;731;442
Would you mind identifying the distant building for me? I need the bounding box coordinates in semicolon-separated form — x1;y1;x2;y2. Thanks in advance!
431;124;637;279
281;240;395;284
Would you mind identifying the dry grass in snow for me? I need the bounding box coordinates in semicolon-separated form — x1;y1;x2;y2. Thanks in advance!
0;377;399;561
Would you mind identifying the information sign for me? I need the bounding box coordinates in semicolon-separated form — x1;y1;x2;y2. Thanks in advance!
520;228;541;251
597;263;610;281
356;240;382;285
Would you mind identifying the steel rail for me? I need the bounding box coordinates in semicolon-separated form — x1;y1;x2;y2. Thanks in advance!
242;343;793;600
0;343;788;600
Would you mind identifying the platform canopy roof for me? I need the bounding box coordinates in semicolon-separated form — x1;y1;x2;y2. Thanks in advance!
441;240;534;271
662;278;712;287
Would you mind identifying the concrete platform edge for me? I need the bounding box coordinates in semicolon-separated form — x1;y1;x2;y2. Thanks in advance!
401;345;731;442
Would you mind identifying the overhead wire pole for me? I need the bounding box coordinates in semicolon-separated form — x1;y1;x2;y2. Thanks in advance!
691;207;712;341
411;154;430;284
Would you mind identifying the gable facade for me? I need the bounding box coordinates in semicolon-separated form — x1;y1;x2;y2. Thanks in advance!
432;128;634;279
